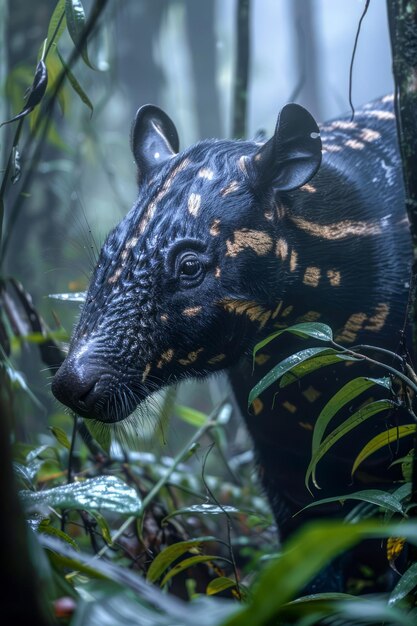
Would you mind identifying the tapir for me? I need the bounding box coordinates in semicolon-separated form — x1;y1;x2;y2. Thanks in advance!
52;94;412;589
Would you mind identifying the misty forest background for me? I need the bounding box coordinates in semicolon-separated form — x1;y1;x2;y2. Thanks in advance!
2;1;417;625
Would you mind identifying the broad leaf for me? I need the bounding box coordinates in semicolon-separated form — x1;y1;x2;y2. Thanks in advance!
280;352;359;388
206;577;237;596
222;519;417;626
160;555;226;587
352;424;416;476
20;475;141;515
300;489;406;516
389;562;417;605
146;537;215;584
305;400;396;490
253;322;333;362
312;377;391;456
248;347;332;408
65;0;95;69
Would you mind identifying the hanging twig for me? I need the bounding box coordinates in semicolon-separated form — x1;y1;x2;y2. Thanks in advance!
349;0;371;120
232;0;251;139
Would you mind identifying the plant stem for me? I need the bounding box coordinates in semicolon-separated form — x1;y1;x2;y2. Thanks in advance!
96;401;228;559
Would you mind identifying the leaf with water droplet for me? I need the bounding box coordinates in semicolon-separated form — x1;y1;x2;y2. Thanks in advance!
248;347;334;408
19;475;142;515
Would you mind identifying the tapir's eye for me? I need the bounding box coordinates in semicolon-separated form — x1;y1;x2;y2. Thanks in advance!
166;239;208;288
178;253;203;279
177;251;204;286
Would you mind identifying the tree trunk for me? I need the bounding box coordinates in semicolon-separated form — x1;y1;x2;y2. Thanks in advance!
232;0;250;139
386;1;417;500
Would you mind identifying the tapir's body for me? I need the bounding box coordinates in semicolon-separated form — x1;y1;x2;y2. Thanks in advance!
52;94;412;588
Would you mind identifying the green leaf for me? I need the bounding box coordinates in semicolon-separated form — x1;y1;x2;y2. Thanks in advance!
352;424;416;476
253;322;333;362
20;476;142;515
222;519;417;626
312;377;392;457
146;537;215;583
175;404;208;427
160;555;226;588
248;347;332;408
300;489;406;516
65;0;95;69
46;0;67;48
163;504;239;524
280;352;359;388
305;400;396;490
89;510;113;545
56;47;94;115
206;577;237;596
49;425;71;450
38;520;79;550
389;562;417;605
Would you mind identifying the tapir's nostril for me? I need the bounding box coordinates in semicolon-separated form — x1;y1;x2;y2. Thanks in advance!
77;380;98;407
51;360;103;418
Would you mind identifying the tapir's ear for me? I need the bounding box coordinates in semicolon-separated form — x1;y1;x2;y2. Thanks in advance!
251;103;321;191
130;105;179;177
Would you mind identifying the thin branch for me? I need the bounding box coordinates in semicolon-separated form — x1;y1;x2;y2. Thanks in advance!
349;0;371;120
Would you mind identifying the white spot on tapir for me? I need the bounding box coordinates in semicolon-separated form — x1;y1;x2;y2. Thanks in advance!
154;152;160;159
381;160;395;187
380;214;392;228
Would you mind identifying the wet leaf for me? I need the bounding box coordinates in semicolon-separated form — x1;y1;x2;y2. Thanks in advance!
13;462;35;489
19;475;142;515
65;0;95;69
312;377;392;456
11;146;21;183
146;537;215;583
300;489;406;516
48;291;86;302
389;561;417;605
223;519;417;626
280;352;359;388
163;503;239;524
253;322;333;362
248;347;333;408
305;399;396;490
352;424;416;476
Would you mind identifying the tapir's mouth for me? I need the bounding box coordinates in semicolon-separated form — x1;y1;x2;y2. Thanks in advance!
51;358;148;423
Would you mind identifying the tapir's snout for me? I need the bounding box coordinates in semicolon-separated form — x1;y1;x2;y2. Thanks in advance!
52;353;105;419
51;337;140;422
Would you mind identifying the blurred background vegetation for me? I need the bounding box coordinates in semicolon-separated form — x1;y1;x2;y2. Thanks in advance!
2;1;416;625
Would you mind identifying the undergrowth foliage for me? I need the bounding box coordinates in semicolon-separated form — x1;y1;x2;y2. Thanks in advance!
1;1;417;625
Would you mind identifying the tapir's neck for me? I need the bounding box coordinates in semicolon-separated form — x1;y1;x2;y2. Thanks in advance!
256;157;410;351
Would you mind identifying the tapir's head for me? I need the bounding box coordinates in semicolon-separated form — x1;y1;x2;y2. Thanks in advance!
52;104;321;422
